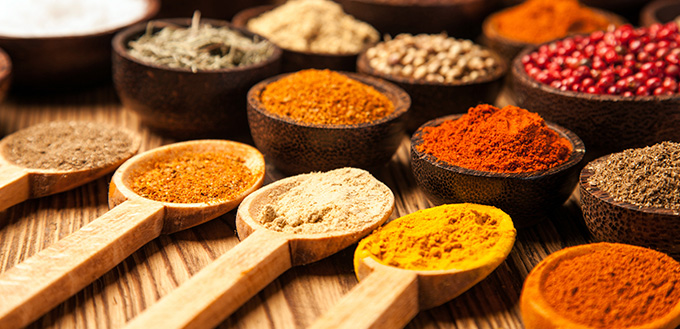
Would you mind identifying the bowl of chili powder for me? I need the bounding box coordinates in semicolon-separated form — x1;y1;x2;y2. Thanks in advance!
411;104;585;227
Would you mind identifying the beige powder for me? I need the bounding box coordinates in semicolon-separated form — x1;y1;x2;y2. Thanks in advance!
257;167;392;234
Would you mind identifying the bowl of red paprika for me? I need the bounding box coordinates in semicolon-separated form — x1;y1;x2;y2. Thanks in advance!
410;104;585;227
247;69;410;175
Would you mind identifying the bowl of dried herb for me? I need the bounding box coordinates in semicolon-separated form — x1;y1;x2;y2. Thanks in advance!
247;69;410;175
579;141;680;259
112;14;282;139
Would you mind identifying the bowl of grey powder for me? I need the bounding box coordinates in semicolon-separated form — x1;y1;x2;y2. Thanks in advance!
580;141;680;258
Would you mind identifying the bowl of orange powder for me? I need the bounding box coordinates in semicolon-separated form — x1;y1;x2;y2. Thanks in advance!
410;104;585;227
247;69;410;175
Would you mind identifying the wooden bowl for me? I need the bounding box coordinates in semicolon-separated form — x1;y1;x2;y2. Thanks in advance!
411;114;585;227
521;242;680;329
335;0;500;39
232;5;370;73
247;71;410;175
0;47;10;103
511;46;680;156
356;45;507;132
112;18;282;139
579;155;680;258
481;8;626;62
0;0;159;89
640;0;680;26
156;0;273;20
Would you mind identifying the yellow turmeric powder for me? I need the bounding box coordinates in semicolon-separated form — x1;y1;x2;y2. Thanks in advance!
354;203;516;271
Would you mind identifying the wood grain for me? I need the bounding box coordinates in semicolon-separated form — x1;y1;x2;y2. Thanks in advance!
0;85;595;329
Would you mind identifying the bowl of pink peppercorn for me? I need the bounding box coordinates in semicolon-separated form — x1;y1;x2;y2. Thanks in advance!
512;23;680;156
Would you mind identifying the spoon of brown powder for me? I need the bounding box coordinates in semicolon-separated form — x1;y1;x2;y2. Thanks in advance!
0;121;141;212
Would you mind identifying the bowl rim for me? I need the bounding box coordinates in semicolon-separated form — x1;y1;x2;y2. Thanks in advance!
410;113;586;179
356;38;508;87
232;4;377;58
112;17;283;74
0;0;160;41
247;70;411;129
640;0;680;26
0;47;11;81
579;153;680;216
512;41;680;102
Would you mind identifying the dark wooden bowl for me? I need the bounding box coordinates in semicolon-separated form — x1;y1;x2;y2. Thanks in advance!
335;0;500;39
112;18;282;139
511;46;680;156
579;155;680;259
156;0;273;20
640;0;680;26
232;5;371;73
247;71;410;175
0;0;159;90
481;8;626;63
356;46;507;132
0;47;10;103
411;114;586;227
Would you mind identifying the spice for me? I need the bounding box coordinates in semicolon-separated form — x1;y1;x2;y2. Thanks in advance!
523;22;680;96
538;243;680;328
2;121;135;171
417;104;572;173
260;69;394;125
129;151;255;204
128;12;275;73
257;167;392;234
246;0;379;54
366;33;499;83
0;0;149;37
355;203;516;271
588;141;680;210
491;0;612;44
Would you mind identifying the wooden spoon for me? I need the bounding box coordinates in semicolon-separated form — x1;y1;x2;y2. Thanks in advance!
0;122;141;212
123;168;394;329
310;210;516;329
0;140;265;329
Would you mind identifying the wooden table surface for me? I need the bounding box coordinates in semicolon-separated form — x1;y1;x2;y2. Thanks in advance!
0;85;595;329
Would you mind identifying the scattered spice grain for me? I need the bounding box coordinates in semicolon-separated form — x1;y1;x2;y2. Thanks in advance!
588;141;680;210
416;104;572;173
129;151;255;204
257;167;392;234
260;69;394;125
2;121;135;171
355;203;516;271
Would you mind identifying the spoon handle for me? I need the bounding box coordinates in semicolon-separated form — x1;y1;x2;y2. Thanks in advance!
0;165;29;212
310;268;419;329
124;229;291;329
0;200;165;329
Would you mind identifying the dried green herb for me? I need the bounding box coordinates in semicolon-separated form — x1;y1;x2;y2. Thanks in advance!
128;11;275;72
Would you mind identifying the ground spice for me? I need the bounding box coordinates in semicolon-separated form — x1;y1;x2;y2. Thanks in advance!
2;121;135;171
540;243;680;328
588;141;680;210
260;69;395;125
491;0;612;44
355;203;516;271
129;151;255;204
257;167;392;234
417;104;572;173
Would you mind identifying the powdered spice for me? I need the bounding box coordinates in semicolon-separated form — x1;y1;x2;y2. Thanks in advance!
129;151;255;203
417;104;572;173
260;69;394;125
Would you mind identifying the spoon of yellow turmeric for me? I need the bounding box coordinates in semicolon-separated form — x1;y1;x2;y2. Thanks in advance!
311;203;517;329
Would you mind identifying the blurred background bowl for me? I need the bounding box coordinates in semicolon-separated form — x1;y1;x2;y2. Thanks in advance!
336;0;500;39
232;5;371;72
579;155;680;258
511;46;680;156
112;18;282;139
157;0;277;21
247;71;410;175
357;45;507;132
640;0;680;26
0;0;159;90
0;47;11;103
411;114;585;227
